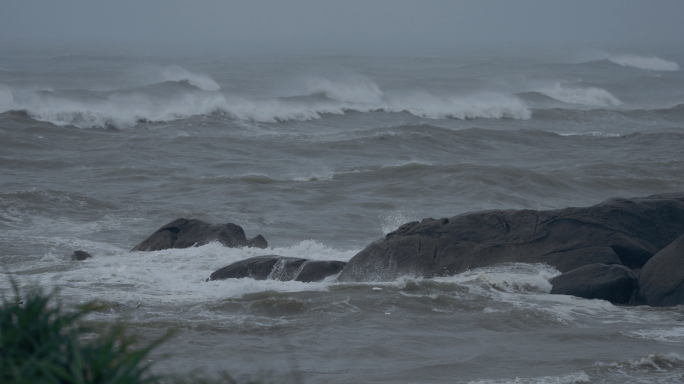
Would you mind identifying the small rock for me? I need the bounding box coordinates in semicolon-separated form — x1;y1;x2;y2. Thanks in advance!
71;250;92;261
208;255;346;282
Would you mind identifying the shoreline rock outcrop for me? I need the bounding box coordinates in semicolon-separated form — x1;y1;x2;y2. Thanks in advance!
131;218;267;252
135;195;684;306
338;194;684;282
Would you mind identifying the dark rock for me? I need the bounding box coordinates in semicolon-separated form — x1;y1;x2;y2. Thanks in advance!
296;260;347;283
549;263;638;304
540;247;622;272
208;255;347;282
71;250;92;261
639;233;684;307
208;255;293;280
247;234;268;249
338;194;684;282
131;218;267;252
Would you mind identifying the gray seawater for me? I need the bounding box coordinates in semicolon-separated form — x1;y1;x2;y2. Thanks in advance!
2;46;684;383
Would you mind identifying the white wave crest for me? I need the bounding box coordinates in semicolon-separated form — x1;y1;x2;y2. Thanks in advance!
536;83;622;107
160;65;221;91
2;74;531;128
306;76;383;103
7;88;227;128
607;55;679;71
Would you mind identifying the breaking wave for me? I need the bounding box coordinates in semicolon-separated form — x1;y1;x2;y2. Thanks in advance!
159;65;221;91
606;54;679;71
305;76;383;103
534;83;622;107
0;75;531;128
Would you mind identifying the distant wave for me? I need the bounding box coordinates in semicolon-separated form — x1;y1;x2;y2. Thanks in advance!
305;76;383;103
532;103;684;122
382;92;531;120
605;54;679;71
534;83;622;107
159;65;221;91
0;76;531;128
1;84;227;128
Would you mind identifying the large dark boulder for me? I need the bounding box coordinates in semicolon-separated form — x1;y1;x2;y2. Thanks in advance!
549;263;638;304
338;194;684;282
131;218;267;252
208;255;346;282
639;233;684;307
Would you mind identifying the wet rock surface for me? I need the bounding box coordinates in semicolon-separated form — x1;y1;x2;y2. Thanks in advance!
338;194;684;282
550;263;638;304
131;218;267;252
208;255;346;282
639;233;684;307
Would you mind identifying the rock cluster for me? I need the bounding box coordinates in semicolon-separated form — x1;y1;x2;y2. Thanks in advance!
337;193;684;305
75;194;684;305
128;218;346;283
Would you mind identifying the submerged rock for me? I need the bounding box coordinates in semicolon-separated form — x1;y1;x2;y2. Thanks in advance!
131;218;267;252
638;233;684;307
549;263;638;304
208;255;346;282
71;250;92;261
338;194;684;282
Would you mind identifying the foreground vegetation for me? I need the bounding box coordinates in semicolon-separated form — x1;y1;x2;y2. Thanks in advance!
0;282;261;384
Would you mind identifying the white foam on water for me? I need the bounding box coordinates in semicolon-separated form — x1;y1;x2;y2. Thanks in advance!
466;371;590;384
627;326;684;343
2;240;359;307
383;91;532;120
607;55;679;71
6;87;228;128
536;83;622;107
372;264;664;326
292;172;335;182
558;132;622;137
591;352;684;381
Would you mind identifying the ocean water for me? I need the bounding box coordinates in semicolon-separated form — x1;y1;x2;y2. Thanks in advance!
1;46;684;383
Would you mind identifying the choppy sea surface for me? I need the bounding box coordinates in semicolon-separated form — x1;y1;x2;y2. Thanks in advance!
2;46;684;383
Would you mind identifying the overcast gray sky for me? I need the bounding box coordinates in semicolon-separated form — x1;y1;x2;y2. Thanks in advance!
2;1;683;52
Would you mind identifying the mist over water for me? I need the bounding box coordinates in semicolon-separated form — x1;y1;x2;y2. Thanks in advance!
2;45;684;383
